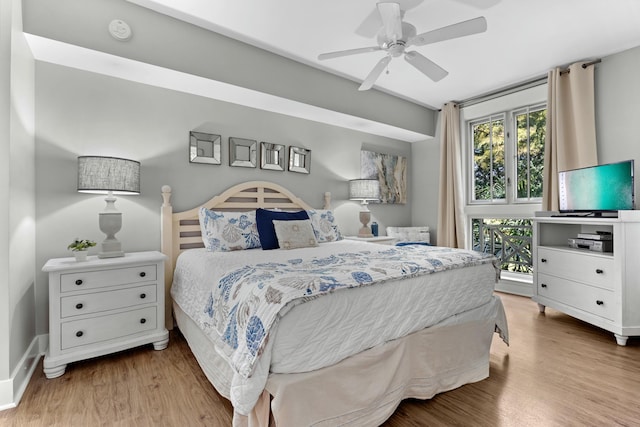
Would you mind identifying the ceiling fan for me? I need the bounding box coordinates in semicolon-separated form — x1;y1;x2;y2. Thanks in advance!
317;2;488;91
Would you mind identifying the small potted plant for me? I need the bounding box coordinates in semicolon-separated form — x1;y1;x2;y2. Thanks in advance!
67;238;96;262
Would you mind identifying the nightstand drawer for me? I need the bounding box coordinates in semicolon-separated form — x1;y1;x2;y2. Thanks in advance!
60;284;157;318
537;273;615;320
61;306;157;350
60;264;157;293
537;248;613;289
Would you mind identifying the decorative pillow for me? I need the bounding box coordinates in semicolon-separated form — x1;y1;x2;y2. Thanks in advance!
306;209;343;243
198;208;261;251
255;208;310;250
272;219;318;250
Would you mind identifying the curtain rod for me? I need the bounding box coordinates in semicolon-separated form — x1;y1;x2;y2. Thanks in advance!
453;59;601;109
559;58;601;75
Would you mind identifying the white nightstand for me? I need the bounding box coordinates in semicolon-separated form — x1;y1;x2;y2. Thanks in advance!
344;236;397;245
42;251;169;378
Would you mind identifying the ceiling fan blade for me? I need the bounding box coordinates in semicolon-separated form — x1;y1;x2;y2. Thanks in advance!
409;16;487;47
404;51;448;82
377;2;403;42
318;46;382;61
359;56;392;91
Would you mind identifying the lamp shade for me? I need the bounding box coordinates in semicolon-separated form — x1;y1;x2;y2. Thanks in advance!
77;156;140;195
349;179;380;201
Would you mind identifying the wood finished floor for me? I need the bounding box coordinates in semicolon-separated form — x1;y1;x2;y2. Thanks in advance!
2;292;639;427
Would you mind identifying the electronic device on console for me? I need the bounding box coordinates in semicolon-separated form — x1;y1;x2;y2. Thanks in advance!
557;160;635;218
568;231;613;252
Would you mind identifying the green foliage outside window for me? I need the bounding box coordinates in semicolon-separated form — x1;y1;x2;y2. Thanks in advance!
472;218;532;274
516;109;546;200
473;117;505;201
472;108;546;202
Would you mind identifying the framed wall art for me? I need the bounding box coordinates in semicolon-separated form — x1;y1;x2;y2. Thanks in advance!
361;150;407;204
229;137;257;168
260;142;286;171
289;146;311;174
189;131;221;165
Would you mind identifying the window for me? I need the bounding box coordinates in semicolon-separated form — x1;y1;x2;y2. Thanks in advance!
465;102;546;281
470;105;546;204
515;106;546;201
471;115;505;202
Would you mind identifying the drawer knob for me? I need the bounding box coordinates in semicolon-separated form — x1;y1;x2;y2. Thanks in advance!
540;258;547;263
75;303;83;310
140;293;146;299
596;300;604;306
76;331;83;337
75;279;83;286
140;318;147;324
541;283;547;288
139;272;146;278
596;269;604;274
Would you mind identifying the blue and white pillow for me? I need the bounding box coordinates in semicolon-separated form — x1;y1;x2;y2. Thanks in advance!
306;209;343;243
198;208;261;251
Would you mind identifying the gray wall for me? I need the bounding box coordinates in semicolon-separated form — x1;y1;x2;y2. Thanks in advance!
34;62;414;335
595;44;640;194
0;0;12;386
0;0;36;408
22;0;435;137
410;134;440;243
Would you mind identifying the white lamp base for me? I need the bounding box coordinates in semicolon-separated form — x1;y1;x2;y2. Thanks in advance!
98;205;125;259
98;240;124;258
358;211;373;238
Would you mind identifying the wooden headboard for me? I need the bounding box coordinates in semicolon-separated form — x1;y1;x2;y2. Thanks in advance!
160;180;331;329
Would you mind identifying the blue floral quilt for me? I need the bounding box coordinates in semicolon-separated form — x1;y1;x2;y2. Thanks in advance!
203;245;497;378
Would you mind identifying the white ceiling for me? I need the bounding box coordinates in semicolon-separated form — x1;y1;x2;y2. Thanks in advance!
128;0;640;110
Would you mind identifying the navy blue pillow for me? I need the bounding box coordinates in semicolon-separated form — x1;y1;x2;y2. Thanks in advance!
395;241;432;247
256;208;310;250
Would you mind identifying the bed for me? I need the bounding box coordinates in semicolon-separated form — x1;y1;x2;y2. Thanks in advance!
160;181;508;426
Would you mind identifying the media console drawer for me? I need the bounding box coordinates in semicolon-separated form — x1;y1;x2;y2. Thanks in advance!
537;273;615;321
537;247;613;290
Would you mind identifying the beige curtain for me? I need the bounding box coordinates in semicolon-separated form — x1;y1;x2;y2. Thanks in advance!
437;103;465;248
542;61;598;211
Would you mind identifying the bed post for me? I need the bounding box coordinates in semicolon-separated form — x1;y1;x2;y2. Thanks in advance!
161;185;174;330
323;192;331;209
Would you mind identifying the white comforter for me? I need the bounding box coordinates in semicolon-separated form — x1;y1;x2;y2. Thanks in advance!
171;240;499;415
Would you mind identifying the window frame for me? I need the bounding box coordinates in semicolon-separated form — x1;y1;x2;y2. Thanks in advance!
512;103;547;203
468;113;507;205
467;103;546;207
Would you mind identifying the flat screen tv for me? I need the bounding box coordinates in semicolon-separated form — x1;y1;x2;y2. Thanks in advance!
558;160;635;215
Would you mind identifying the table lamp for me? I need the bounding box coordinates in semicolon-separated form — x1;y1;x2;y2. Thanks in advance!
77;156;140;258
349;179;380;237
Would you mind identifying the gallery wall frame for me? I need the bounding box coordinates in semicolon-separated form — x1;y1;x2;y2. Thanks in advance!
189;131;221;165
260;142;286;171
229;137;257;168
289;146;311;174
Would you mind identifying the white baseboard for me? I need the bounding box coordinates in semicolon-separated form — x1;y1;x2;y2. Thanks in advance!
496;279;533;297
0;334;44;411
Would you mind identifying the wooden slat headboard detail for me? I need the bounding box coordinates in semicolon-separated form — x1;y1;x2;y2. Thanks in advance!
160;180;331;329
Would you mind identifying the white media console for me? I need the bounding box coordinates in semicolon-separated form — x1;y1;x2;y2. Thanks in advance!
532;211;640;345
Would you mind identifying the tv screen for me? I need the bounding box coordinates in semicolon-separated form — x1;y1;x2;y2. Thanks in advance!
558;160;635;213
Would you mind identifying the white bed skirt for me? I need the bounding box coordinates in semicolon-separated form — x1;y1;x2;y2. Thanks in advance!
173;295;508;426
